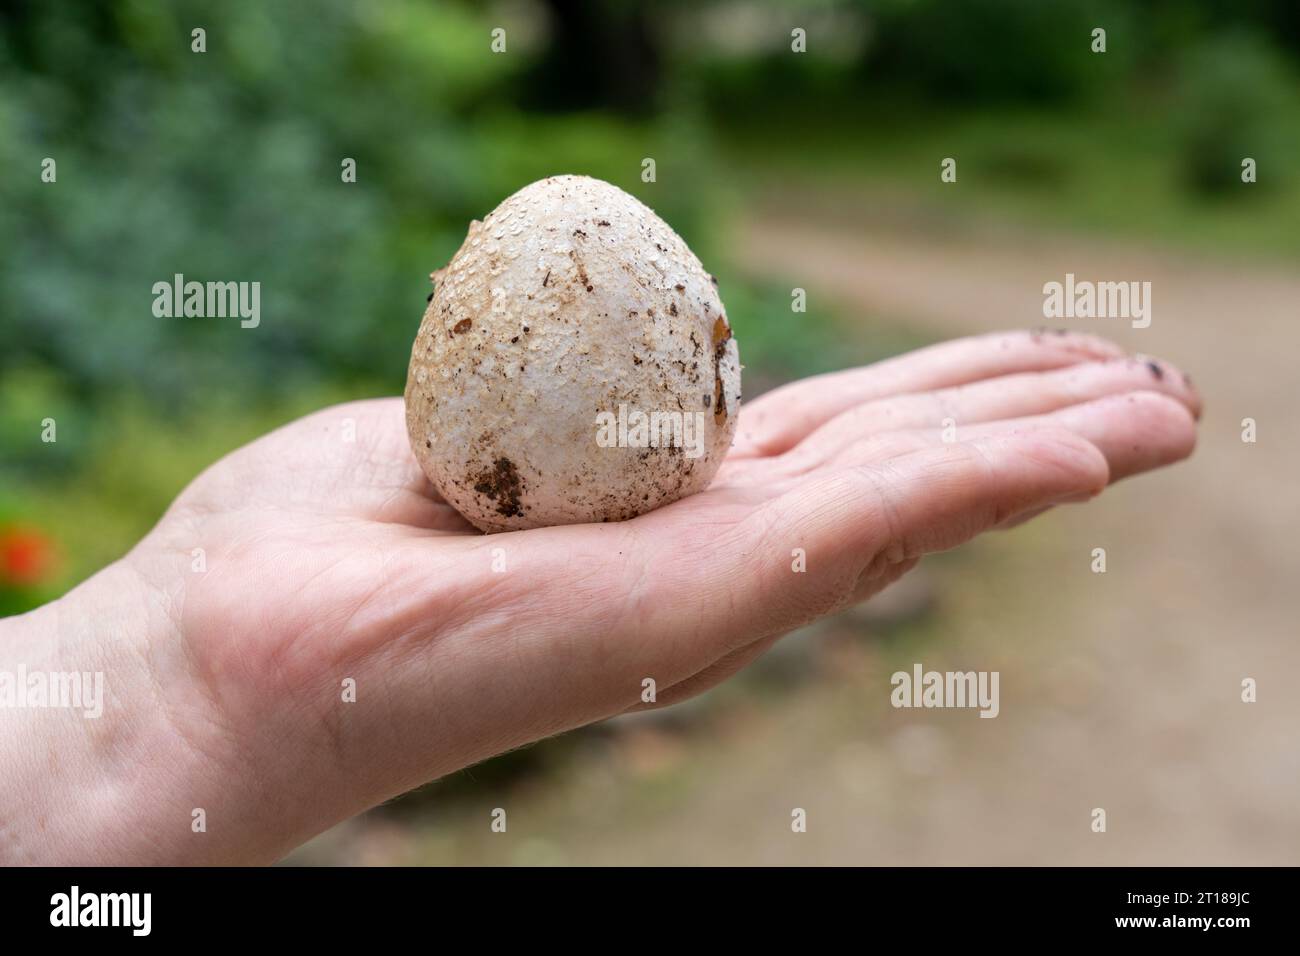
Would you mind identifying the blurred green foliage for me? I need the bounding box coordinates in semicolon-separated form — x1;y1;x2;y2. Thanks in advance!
2;0;1298;604
1173;32;1298;193
0;0;711;413
868;0;1132;103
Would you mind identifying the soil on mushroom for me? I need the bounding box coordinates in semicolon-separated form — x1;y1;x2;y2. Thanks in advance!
472;457;525;518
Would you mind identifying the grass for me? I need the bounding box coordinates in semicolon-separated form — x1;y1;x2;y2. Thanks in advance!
717;102;1300;261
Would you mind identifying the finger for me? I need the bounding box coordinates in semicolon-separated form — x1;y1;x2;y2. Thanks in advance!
623;427;1108;684
252;398;459;520
815;389;1198;486
787;354;1200;467
734;329;1126;457
961;391;1198;483
383;495;481;533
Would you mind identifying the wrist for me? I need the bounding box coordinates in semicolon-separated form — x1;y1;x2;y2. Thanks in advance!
0;557;241;864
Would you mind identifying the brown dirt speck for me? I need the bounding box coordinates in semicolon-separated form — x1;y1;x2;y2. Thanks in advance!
472;457;524;518
569;250;592;292
712;315;732;350
711;316;733;421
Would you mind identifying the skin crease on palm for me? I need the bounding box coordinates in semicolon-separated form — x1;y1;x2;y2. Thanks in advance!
0;329;1201;865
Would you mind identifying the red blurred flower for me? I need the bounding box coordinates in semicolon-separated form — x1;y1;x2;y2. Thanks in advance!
0;526;57;587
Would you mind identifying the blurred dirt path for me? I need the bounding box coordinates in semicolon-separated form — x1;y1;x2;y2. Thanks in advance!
701;199;1300;863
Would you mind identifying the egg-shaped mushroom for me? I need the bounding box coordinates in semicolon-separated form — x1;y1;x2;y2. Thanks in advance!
405;175;741;533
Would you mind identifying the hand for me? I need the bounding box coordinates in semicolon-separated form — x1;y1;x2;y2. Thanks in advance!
0;330;1200;864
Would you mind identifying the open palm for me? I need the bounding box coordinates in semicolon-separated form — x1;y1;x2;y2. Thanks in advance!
123;329;1197;861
